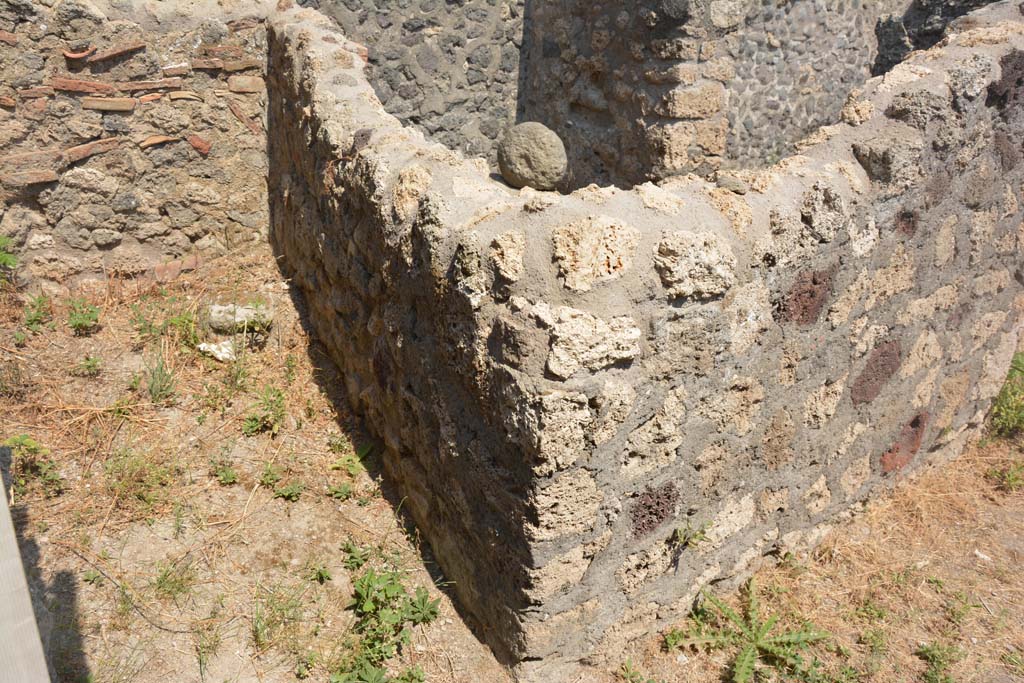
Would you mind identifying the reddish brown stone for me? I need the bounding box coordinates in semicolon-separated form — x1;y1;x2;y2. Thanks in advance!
187;134;212;156
631;482;679;538
851;340;902;405
22;98;47;120
0;30;17;46
115;77;183;92
63;137;122;163
192;58;224;70
138;93;162;104
895;209;918;237
48;76;117;94
276;0;294;10
0;96;15;108
778;268;833;326
152;254;203;283
138;134;177;149
17;86;54;98
162;65;190;77
880;413;929;473
85;40;146;63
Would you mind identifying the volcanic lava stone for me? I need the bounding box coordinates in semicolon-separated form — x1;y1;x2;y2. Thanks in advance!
496;122;567;191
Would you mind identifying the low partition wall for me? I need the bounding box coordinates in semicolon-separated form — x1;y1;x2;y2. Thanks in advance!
267;3;1024;680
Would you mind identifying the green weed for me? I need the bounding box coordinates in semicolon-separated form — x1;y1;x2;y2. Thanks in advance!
665;578;841;683
328;482;354;501
991;353;1024;436
71;355;102;378
67;298;101;336
307;564;332;585
619;660;664;683
104;448;172;506
251;583;304;652
153;560;195;602
671;520;710;549
242;385;285;437
259;462;283;487
23;295;52;332
987;462;1024;493
3;434;63;497
273;481;303;502
916;642;961;683
144;356;176;404
0;235;16;275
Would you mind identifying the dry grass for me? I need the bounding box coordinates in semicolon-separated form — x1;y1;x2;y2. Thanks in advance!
627;441;1024;683
0;245;506;683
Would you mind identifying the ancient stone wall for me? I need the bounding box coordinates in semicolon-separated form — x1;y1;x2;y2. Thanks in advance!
0;0;270;291
306;0;525;163
266;3;1024;680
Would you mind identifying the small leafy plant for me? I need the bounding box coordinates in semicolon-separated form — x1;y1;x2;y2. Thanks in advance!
916;642;961;683
991;353;1024;436
71;355;102;378
242;385;285;437
665;579;835;683
144;356;176;404
672;520;710;549
23;295;52;333
3;434;63;497
987;462;1024;493
213;462;238;486
619;660;664;683
273;481;303;502
0;235;16;277
67;298;101;336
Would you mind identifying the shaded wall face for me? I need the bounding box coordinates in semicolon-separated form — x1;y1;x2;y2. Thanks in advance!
304;0;525;163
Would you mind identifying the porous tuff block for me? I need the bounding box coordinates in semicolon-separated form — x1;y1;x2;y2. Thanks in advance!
266;4;1024;681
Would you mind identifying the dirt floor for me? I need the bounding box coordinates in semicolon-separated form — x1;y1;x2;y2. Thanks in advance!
1;245;1022;683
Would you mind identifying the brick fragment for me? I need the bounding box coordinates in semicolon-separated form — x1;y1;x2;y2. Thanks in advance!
138;93;162;104
85;40;146;63
0;96;15;108
227;75;265;93
0;30;17;46
162;65;190;77
222;57;262;72
81;97;137;112
115;77;183;92
63;137;122;164
169;91;202;102
187;134;212;156
17;86;54;98
48;76;116;94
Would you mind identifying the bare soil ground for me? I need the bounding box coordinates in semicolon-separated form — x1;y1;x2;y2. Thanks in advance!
1;245;1022;683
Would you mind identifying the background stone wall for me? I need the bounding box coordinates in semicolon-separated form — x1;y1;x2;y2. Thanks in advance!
304;0;525;163
267;4;1024;681
0;0;269;292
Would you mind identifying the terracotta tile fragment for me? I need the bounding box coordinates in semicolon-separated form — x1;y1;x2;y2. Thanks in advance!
116;77;183;92
0;149;63;172
169;91;202;102
0;96;15;108
1;170;59;186
138;134;177;149
203;45;244;59
162;65;190;77
81;96;137;112
63;137;122;163
226;75;265;93
85;40;146;63
222;57;262;72
187;134;212;156
17;86;54;98
48;76;117;94
138;93;162;104
62;45;96;59
191;58;223;70
226;98;262;134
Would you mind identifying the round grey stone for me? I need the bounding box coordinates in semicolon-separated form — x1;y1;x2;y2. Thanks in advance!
497;122;567;191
